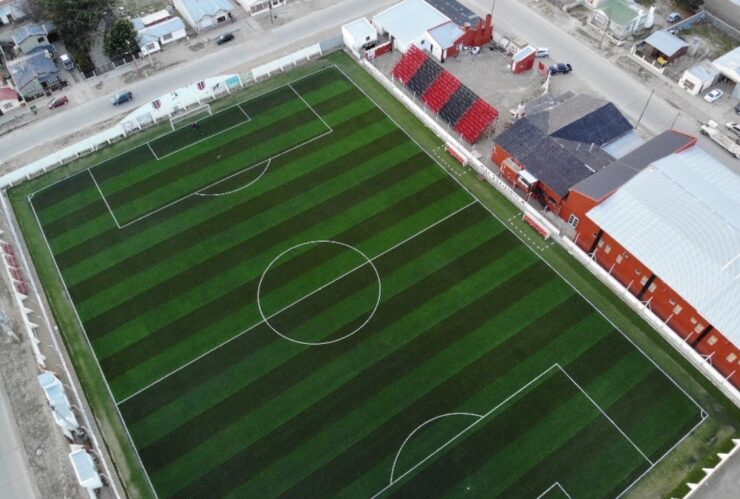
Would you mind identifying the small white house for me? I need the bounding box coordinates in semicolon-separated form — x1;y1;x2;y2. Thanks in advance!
0;86;22;115
373;0;449;54
678;61;719;95
174;0;235;32
237;0;287;16
423;20;464;62
133;10;188;55
342;18;378;58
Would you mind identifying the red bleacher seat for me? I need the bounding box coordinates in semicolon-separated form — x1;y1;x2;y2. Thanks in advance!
422;71;461;112
391;46;428;85
454;98;500;144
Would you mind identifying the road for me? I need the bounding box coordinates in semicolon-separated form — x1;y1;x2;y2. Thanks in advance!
0;380;36;499
462;0;738;170
0;0;399;167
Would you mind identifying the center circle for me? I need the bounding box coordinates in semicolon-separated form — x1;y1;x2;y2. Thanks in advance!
256;240;381;346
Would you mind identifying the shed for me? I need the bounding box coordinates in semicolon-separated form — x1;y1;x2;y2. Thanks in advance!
511;46;535;73
424;20;464;62
173;0;235;31
678;61;720;96
373;0;449;53
342;18;378;57
135;16;187;55
69;447;103;491
640;30;688;63
712;47;740;99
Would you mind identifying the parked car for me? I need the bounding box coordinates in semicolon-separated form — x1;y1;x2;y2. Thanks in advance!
549;63;572;75
726;122;740;137
47;95;69;109
703;88;723;103
535;47;550;58
59;53;74;71
666;12;682;23
216;32;234;45
111;90;133;106
735;103;740;115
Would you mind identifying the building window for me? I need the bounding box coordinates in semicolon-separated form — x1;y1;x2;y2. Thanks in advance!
598;240;604;247
648;282;656;293
604;244;612;254
727;353;737;363
690;317;697;324
707;335;717;346
694;323;704;333
616;254;623;264
162;33;173;41
640;275;648;285
673;304;682;314
2;102;12;110
567;214;579;228
37;36;45;43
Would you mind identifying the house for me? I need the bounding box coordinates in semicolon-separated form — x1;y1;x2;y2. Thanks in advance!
12;22;54;55
133;10;187;56
0;86;22;115
490;94;634;212
584;145;740;388
559;129;695;235
0;0;26;25
635;30;689;64
341;18;378;58
585;0;654;39
678;61;720;96
173;0;235;32
424;21;464;62
712;46;740;99
236;0;287;17
6;50;60;99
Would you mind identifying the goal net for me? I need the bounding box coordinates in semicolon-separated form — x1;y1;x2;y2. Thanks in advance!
170;104;213;131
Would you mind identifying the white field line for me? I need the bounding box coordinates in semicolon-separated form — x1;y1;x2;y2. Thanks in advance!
335;64;707;416
195;159;271;197
615;413;708;499
88;170;122;229
236;103;251;120
146;141;160;161
389;412;482;484
556;364;653;465
26;64;339;200
372;364;561;498
117;200;477;405
27;195;160;498
106;128;333;230
536;482;572;499
288;83;333;132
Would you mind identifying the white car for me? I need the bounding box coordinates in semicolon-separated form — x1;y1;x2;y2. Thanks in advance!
704;89;723;103
726;122;740;137
535;47;550;58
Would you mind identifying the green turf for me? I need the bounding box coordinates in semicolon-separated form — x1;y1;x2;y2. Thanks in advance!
18;64;705;498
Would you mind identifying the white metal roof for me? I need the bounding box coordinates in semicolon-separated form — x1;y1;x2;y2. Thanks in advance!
373;0;449;46
69;447;103;490
588;146;740;345
342;18;377;44
427;20;464;48
712;46;740;83
38;371;79;433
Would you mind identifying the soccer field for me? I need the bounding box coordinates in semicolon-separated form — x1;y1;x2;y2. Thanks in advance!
25;65;705;498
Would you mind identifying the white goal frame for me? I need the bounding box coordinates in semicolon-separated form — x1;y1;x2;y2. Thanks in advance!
169;103;213;131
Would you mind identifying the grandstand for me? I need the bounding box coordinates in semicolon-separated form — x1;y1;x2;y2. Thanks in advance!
392;46;499;144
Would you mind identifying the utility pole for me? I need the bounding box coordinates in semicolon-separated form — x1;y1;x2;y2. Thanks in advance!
636;89;654;130
599;15;611;49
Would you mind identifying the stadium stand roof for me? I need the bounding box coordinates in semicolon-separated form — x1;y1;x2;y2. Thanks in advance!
571;130;695;200
373;0;448;46
587;146;740;345
424;0;481;27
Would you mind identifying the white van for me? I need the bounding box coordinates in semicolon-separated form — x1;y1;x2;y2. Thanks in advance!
59;54;74;71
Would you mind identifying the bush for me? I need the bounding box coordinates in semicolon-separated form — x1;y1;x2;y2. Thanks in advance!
69;47;94;73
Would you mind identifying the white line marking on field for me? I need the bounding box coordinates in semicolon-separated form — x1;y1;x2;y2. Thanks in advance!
536;482;572;499
390;412;482;484
88;170;122;229
194;159;271;197
146;141;160;161
288;83;333;133
373;365;560;498
118;201;477;404
556;363;653;465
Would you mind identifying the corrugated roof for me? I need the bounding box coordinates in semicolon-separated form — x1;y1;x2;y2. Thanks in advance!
550;102;633;146
644;30;688;57
12;23;46;44
686;61;720;82
424;0;481;27
7;51;58;89
712;46;740;82
602;129;645;158
374;0;449;46
572;130;694;200
587;146;740;345
427;20;464;48
137;17;186;44
178;0;234;22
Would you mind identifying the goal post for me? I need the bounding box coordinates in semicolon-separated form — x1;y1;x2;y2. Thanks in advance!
170;103;213;131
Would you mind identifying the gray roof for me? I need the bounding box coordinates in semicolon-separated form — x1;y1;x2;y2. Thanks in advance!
686;61;720;82
137;17;186;45
571;130;696;200
177;0;234;22
7;50;58;88
644;30;688;57
424;0;481;27
12;23;46;45
588;146;740;345
427;20;464;48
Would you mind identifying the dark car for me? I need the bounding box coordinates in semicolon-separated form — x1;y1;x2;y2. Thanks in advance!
111;90;133;106
48;95;69;109
549;63;573;75
216;32;234;45
735;102;740;115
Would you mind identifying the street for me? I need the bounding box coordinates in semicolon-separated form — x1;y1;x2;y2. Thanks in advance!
0;380;36;499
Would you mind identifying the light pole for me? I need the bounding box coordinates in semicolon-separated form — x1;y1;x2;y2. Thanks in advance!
599;14;611;49
636;89;654;129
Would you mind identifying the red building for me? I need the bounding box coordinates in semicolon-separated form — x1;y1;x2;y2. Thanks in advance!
582;145;740;388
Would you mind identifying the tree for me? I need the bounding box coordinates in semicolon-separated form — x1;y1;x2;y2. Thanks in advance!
673;0;703;12
40;0;113;50
104;19;138;58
